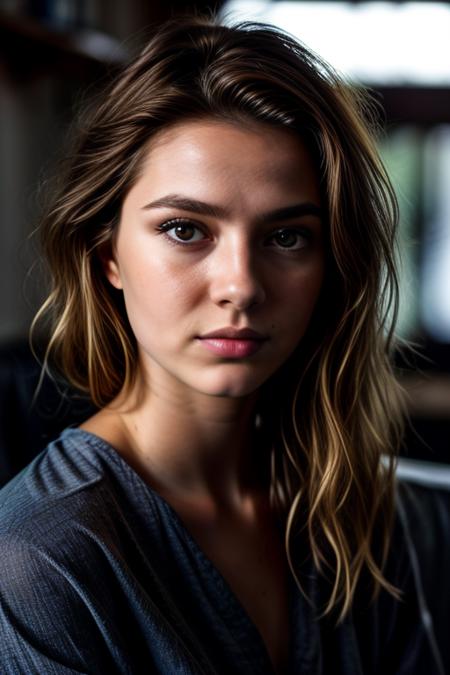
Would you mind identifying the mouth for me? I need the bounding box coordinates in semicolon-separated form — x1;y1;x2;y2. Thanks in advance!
197;337;266;358
199;327;267;340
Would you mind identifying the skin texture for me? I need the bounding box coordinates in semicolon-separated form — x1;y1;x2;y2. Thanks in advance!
86;118;324;499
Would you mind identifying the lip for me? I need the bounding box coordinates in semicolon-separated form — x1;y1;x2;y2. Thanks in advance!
199;327;267;340
197;327;268;358
198;338;265;358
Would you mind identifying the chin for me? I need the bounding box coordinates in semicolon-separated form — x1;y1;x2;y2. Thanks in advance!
195;371;270;399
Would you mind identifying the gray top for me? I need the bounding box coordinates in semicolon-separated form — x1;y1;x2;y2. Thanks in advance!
0;429;436;674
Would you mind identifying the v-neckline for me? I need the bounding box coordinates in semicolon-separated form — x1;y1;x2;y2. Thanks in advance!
62;427;319;673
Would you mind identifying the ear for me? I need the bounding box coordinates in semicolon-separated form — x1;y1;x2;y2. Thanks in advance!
97;241;123;290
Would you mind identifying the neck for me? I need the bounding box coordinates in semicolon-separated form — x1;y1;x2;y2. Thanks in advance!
101;373;270;506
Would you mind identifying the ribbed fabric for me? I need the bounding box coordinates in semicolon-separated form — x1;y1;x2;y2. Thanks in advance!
0;429;437;674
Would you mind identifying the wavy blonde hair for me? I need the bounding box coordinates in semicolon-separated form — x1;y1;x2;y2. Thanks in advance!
32;16;404;619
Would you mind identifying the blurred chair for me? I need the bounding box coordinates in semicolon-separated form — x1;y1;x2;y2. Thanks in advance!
0;339;95;486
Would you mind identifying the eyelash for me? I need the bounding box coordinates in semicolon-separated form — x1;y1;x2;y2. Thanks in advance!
155;218;313;252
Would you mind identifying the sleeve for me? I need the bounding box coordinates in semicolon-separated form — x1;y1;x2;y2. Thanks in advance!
375;554;441;675
354;486;446;675
388;483;447;675
0;534;121;675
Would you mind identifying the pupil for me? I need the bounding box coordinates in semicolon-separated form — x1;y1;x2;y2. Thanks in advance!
277;231;296;247
175;224;193;241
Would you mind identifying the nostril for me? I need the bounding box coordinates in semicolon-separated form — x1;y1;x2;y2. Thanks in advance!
212;278;266;310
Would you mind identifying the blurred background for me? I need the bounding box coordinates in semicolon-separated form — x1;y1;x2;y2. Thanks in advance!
0;0;449;480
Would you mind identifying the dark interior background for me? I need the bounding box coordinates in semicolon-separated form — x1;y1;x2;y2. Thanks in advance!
0;0;449;481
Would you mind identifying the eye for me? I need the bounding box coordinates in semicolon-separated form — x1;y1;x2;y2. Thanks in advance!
157;218;206;244
267;228;311;251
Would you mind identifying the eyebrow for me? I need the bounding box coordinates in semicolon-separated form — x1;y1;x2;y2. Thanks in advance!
142;194;322;224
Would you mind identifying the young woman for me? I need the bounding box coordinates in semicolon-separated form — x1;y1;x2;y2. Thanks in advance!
0;16;439;674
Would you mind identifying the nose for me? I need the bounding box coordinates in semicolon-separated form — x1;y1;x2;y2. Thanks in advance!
209;234;266;311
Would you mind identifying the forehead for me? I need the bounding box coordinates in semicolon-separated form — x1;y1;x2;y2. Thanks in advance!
125;117;321;212
144;118;312;173
147;116;309;151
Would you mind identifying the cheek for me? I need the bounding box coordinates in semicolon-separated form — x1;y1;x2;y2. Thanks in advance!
118;253;204;332
275;261;324;315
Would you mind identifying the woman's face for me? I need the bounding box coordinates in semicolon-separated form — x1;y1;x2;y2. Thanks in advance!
105;119;324;399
